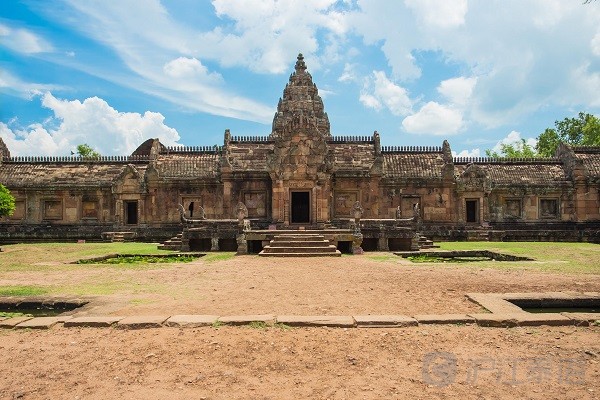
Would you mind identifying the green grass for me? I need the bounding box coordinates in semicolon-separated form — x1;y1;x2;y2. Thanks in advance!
0;311;32;318
202;252;236;263
76;254;197;264
0;242;174;271
0;286;49;296
435;241;600;273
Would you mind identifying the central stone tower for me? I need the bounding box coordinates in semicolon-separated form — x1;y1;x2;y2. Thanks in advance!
267;54;333;225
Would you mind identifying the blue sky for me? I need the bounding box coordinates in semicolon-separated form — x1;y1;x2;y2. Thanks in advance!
1;0;599;156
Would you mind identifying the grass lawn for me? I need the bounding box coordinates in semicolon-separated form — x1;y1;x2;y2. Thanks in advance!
437;241;600;273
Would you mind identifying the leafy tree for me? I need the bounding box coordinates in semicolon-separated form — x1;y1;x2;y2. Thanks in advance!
485;139;537;158
0;183;16;217
76;144;101;159
536;112;600;157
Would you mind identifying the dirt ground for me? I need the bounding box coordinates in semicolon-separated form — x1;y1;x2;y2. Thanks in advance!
2;251;600;399
1;325;598;400
3;254;600;316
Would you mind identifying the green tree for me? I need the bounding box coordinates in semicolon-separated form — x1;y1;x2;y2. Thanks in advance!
76;144;101;159
0;183;16;217
536;112;600;157
485;139;537;158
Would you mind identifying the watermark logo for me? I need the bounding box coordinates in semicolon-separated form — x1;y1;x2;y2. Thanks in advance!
422;352;587;387
422;352;458;387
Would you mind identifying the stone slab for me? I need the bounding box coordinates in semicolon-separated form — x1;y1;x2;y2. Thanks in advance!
166;315;219;327
413;314;475;324
0;316;33;328
354;315;417;327
218;314;275;326
561;312;600;325
276;315;355;327
64;316;124;327
466;293;527;314
117;315;169;329
15;316;72;329
469;313;572;327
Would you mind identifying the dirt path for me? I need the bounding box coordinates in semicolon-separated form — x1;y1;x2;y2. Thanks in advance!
0;325;598;400
3;254;600;316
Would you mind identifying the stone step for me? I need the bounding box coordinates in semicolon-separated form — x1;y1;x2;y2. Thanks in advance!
274;234;325;240
268;240;331;247
259;251;341;257
261;245;339;254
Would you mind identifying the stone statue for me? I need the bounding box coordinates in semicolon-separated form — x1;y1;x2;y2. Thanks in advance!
236;202;249;222
352;201;363;224
413;202;421;221
395;206;402;219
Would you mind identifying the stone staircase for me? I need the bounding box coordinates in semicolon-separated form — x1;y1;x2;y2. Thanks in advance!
259;233;342;257
157;233;183;251
418;235;439;249
101;231;136;243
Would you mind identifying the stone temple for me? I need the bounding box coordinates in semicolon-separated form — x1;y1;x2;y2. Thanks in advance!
1;54;599;253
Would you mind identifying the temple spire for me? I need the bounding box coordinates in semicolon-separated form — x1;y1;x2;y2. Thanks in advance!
295;53;307;74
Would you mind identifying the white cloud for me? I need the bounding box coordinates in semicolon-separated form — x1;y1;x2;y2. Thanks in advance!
349;0;600;126
338;63;358;82
402;102;463;135
0;23;53;54
0;92;180;156
593;32;600;56
163;57;222;82
452;148;481;158
360;71;412;116
489;130;537;154
0;69;66;99
197;0;352;73
404;0;468;29
437;77;477;106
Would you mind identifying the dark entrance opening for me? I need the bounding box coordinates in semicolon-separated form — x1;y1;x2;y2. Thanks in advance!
291;191;310;223
125;201;138;224
465;199;478;223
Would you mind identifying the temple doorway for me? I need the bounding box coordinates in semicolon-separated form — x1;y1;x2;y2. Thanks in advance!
291;191;310;223
465;199;479;223
125;201;138;224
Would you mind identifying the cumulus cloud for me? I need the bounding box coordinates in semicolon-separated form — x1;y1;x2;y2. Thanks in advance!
452;148;481;158
199;0;351;73
0;92;180;156
488;130;537;154
163;57;222;82
0;23;53;54
402;102;463;135
437;77;477;106
360;71;412;116
349;0;600;126
402;76;476;135
404;0;468;29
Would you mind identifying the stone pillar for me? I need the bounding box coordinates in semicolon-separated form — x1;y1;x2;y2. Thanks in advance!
211;237;219;251
378;236;389;251
236;233;248;255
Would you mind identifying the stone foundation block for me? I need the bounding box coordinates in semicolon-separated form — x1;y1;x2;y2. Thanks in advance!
354;315;417;327
64;316;124;327
413;314;475;324
0;316;33;328
276;315;355;327
117;315;169;329
15;316;72;329
218;314;275;326
470;313;572;327
166;315;219;327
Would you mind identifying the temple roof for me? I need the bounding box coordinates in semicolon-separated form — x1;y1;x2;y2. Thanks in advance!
0;162;147;188
573;147;600;179
382;152;446;179
153;154;220;179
